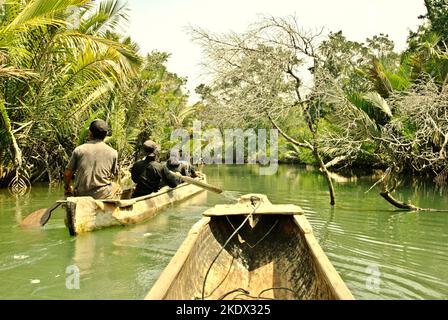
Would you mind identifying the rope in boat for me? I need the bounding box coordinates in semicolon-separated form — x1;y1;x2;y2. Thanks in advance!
198;257;235;300
257;287;298;299
217;288;250;300
220;287;298;300
225;215;279;248
201;201;261;300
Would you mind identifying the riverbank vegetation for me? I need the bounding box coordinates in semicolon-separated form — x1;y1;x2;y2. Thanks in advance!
0;0;193;193
1;0;447;209
191;0;448;207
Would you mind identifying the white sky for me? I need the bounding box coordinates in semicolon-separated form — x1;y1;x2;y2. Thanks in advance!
126;0;427;103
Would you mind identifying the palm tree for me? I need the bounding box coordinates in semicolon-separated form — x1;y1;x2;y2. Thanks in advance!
0;0;141;192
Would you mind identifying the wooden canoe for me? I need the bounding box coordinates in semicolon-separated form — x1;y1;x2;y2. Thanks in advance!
146;194;354;300
63;175;207;236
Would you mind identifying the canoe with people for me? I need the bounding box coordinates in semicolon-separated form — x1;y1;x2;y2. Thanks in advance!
146;194;354;300
20;119;220;235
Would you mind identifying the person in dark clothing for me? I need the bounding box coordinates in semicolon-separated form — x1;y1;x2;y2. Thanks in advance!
165;154;199;183
131;140;179;198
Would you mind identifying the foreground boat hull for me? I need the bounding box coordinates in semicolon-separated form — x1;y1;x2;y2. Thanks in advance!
65;176;206;236
146;194;353;300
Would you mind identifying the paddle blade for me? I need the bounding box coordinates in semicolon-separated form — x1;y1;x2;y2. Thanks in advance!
20;208;47;228
40;202;63;226
39;208;53;226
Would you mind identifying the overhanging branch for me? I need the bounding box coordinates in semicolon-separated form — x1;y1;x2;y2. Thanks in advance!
268;115;313;150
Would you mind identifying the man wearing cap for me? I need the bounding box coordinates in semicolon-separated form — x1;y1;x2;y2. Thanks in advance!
63;119;121;199
131;140;179;197
165;153;199;183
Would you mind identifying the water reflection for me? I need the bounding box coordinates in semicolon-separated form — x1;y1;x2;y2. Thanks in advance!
0;165;447;299
73;233;96;276
72;191;210;288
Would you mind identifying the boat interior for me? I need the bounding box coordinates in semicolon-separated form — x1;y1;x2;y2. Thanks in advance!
162;214;338;300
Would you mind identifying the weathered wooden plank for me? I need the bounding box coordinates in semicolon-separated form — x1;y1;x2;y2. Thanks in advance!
203;204;303;216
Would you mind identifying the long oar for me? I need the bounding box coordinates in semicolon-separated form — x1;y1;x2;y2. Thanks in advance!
20;201;64;228
171;172;223;194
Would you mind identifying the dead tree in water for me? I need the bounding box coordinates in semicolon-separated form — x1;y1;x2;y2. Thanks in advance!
369;167;448;212
190;16;338;205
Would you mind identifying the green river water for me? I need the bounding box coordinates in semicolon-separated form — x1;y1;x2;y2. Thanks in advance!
0;165;447;300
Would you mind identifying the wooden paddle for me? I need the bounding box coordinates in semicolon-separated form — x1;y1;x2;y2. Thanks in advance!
170;171;223;194
21;182;130;228
20;201;64;228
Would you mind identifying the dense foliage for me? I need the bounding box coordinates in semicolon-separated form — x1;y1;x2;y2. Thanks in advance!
0;0;193;193
192;2;448;187
1;0;447;204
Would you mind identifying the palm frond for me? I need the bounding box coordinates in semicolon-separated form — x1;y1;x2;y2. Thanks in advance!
3;0;89;33
60;30;142;70
364;92;392;118
79;0;129;36
68;80;115;117
60;40;121;87
0;65;37;78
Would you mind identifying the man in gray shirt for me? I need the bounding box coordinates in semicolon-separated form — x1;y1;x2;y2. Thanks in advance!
64;119;121;199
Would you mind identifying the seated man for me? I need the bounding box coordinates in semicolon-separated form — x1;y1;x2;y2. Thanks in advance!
64;119;121;199
165;154;199;183
131;140;179;198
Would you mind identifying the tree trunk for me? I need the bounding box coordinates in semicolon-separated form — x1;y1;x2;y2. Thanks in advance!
314;149;336;206
380;190;448;212
379;191;421;210
0;99;22;168
268;116;336;205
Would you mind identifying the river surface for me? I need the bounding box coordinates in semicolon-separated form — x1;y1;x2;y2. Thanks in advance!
0;165;447;300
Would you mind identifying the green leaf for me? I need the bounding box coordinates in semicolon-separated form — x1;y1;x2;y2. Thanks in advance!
364;92;392;118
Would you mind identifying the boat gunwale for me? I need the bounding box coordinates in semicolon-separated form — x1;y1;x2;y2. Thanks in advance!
64;175;207;208
293;215;354;300
65;175;207;235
